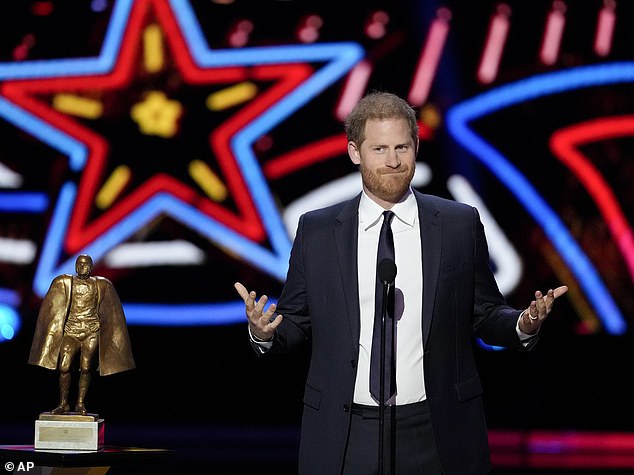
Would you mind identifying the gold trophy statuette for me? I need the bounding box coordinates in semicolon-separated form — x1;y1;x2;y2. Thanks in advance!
28;254;135;421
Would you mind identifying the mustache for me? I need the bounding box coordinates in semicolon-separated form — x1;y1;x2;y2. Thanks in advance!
377;166;411;175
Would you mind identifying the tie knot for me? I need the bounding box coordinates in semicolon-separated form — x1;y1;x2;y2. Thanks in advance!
383;210;395;226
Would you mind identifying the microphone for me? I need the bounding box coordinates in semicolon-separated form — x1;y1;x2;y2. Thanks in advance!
377;258;397;285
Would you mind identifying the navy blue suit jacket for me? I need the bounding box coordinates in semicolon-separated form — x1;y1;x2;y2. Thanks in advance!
265;190;525;475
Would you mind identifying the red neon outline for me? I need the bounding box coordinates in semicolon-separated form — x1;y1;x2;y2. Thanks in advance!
1;0;313;253
210;64;312;214
264;133;348;180
264;124;433;180
549;116;634;281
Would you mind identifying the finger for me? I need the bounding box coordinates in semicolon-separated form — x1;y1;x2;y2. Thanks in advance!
253;294;269;321
529;300;538;320
262;302;278;322
520;307;540;334
234;282;257;321
544;288;555;313
268;314;283;331
234;282;256;311
534;290;547;318
234;282;249;302
543;285;568;315
522;308;537;325
553;285;568;299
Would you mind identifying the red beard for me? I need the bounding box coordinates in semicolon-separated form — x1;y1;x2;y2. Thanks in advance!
359;163;415;204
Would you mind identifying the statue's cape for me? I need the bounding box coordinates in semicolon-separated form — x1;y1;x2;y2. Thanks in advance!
28;275;135;376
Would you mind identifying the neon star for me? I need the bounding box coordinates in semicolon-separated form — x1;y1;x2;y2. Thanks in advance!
0;0;363;326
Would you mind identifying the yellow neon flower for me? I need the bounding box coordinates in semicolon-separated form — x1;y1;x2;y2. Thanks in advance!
131;90;183;138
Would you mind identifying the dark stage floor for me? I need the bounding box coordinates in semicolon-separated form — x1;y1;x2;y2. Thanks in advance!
3;423;634;474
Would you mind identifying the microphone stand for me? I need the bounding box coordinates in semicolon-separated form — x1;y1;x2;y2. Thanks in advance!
378;279;393;475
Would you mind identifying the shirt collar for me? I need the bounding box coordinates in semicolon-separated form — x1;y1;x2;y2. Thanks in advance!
359;188;418;230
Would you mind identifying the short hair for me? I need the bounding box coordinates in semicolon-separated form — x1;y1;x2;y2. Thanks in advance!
344;91;418;146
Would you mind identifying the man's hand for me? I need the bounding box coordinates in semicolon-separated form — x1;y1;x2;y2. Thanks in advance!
519;285;569;334
234;282;283;341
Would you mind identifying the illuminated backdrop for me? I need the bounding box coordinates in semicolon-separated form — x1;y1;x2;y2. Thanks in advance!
0;0;633;445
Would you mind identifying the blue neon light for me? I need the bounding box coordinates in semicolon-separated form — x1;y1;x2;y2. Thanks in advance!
0;0;132;79
0;305;19;342
33;183;77;295
0;192;48;212
0;97;88;171
124;299;277;326
447;62;634;334
44;193;292;285
0;288;20;307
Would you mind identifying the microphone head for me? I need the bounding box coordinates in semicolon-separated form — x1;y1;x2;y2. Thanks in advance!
377;258;397;284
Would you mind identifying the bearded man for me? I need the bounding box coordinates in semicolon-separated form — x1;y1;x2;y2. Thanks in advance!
29;254;135;416
235;92;567;475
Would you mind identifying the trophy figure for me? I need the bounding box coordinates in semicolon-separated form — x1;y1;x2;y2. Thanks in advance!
28;254;135;449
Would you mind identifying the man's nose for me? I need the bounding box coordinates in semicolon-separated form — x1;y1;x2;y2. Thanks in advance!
385;149;401;168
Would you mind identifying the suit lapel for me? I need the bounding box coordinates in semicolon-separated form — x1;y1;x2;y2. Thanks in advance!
335;194;362;351
415;191;441;347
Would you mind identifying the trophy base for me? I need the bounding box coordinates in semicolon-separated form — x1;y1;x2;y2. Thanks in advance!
38;411;99;422
34;414;104;451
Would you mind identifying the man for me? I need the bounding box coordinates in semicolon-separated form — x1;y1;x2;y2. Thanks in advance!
235;92;567;474
29;254;135;416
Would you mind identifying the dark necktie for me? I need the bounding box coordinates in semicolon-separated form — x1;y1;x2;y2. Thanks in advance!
370;210;396;404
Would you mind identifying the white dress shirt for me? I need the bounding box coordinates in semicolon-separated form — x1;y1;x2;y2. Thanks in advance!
249;189;536;397
353;189;426;406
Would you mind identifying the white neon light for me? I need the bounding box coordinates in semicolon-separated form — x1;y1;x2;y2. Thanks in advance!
447;174;522;295
0;237;36;263
0;162;23;188
104;240;205;267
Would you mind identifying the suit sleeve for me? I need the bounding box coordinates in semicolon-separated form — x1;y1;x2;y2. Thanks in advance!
269;214;313;354
471;207;524;349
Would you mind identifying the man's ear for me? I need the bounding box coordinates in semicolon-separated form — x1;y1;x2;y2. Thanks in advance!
348;141;360;165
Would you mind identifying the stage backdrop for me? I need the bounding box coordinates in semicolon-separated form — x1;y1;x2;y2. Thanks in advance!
0;0;632;437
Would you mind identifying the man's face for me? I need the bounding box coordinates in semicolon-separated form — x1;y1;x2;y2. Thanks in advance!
347;118;417;208
75;256;93;278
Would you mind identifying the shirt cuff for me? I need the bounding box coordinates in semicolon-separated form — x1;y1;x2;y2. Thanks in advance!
516;310;539;347
248;325;273;353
